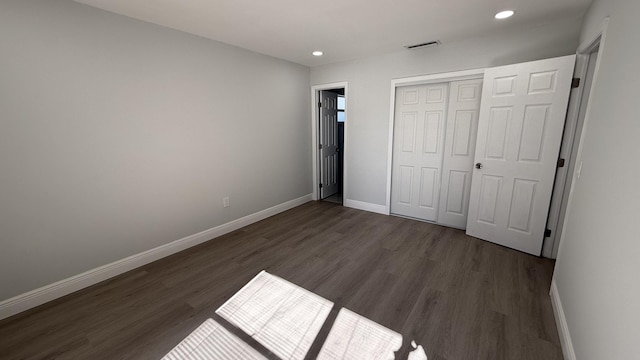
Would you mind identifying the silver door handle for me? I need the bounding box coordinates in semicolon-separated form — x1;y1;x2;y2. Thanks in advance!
475;163;483;169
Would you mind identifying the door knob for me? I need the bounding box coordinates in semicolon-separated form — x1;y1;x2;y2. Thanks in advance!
475;163;483;169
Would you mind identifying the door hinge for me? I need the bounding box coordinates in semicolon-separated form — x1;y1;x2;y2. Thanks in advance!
557;158;566;168
318;102;322;108
571;78;581;88
319;183;323;188
319;144;323;149
544;229;552;237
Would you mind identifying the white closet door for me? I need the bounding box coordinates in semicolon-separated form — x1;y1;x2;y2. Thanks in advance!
438;79;483;229
391;83;448;221
466;55;576;255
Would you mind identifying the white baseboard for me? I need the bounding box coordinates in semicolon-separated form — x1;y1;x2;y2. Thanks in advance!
344;199;387;215
0;194;312;321
550;279;576;360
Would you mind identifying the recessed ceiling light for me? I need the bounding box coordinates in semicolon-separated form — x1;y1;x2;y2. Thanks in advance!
495;10;515;19
312;51;324;56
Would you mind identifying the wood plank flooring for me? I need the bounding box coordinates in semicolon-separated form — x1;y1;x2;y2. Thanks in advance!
0;201;562;360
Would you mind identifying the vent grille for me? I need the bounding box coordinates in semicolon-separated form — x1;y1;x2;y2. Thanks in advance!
405;41;441;49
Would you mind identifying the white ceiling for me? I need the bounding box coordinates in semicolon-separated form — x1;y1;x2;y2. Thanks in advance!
74;0;592;67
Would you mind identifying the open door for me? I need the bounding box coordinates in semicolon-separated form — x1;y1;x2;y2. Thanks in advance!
466;55;576;255
319;90;339;199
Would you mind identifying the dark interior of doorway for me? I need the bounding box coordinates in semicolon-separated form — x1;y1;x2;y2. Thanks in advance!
322;88;344;205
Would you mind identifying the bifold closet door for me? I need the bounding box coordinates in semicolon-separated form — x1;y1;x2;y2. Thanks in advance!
391;83;448;221
437;79;483;229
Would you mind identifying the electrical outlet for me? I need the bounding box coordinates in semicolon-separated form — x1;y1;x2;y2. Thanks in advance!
223;196;230;208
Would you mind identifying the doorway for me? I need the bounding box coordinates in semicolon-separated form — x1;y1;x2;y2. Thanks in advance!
311;82;348;205
543;19;607;258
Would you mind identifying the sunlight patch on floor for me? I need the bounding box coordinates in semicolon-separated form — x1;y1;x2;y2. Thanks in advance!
216;270;333;360
317;308;402;360
164;270;429;359
162;318;267;360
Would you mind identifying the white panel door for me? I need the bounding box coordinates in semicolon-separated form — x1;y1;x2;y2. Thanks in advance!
391;83;448;221
438;79;483;229
466;55;576;255
319;91;339;199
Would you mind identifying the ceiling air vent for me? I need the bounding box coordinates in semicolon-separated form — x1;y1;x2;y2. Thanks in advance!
405;41;441;50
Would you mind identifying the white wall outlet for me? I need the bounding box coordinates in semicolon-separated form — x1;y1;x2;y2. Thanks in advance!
223;196;230;208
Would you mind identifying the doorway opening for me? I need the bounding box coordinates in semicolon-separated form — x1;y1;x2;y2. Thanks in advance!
543;19;608;258
311;82;348;205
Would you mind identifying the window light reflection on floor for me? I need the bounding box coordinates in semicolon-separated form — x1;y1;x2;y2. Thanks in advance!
164;271;429;360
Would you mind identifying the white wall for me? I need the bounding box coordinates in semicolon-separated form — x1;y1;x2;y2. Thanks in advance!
553;0;640;358
311;16;584;207
0;0;310;301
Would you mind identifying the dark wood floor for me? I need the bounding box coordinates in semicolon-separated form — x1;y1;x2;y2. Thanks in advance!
0;201;562;360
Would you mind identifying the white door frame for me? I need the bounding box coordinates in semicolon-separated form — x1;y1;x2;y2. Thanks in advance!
311;82;349;201
549;17;610;259
385;69;485;215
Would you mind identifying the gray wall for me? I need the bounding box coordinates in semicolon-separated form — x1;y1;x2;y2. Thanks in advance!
0;0;310;301
553;0;640;358
310;16;584;206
